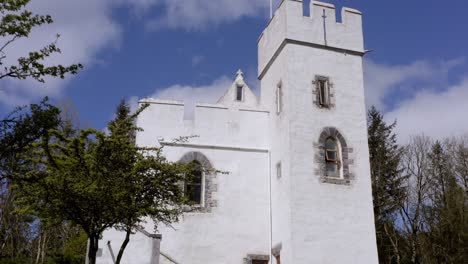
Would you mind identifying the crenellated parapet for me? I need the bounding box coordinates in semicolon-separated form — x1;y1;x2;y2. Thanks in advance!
258;0;364;79
136;71;270;151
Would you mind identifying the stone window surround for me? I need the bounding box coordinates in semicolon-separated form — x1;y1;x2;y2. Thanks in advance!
315;127;354;185
178;151;218;213
312;75;336;109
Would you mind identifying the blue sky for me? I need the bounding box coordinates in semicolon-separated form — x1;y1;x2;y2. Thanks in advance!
1;0;468;142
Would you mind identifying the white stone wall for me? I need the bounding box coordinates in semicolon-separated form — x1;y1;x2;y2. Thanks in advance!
98;79;272;264
155;147;270;264
259;45;294;264
98;231;154;264
258;0;364;78
285;45;378;263
259;1;378;263
136;101;269;150
98;1;378;263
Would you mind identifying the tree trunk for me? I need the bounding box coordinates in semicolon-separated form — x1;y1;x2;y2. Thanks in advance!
88;234;99;264
41;231;47;263
35;231;42;264
384;223;401;264
410;234;421;264
116;227;132;264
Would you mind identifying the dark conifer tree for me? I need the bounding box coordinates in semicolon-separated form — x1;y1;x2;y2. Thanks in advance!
367;106;406;264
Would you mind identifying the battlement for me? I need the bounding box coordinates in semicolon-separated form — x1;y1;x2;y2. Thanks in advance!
258;0;364;78
135;98;269;151
309;1;362;23
138;98;269;121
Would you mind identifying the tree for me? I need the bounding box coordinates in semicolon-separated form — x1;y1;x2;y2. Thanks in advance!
0;99;61;180
421;140;467;263
1;0;83;257
400;135;433;264
0;99;61;261
0;0;83;182
0;100;88;264
106;101;189;264
0;2;106;262
451;136;468;202
367;108;468;263
367;106;406;264
0;0;82;85
13;101;193;264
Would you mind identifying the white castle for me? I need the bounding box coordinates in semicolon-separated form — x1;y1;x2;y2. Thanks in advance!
98;1;378;263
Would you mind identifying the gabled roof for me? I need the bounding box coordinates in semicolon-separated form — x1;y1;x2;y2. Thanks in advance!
217;69;259;108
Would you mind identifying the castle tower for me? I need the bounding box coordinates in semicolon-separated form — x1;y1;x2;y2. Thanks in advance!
259;1;378;263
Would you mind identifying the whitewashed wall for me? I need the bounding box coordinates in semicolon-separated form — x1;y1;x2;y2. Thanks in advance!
259;1;378;263
98;1;378;263
98;79;272;264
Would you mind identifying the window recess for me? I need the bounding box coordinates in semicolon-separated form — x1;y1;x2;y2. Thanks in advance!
236;84;243;101
325;137;341;178
276;81;283;114
313;76;333;109
318;78;330;107
185;161;203;205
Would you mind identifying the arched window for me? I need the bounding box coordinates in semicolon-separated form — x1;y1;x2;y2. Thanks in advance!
185;161;203;205
318;127;353;185
178;151;217;212
325;137;341;178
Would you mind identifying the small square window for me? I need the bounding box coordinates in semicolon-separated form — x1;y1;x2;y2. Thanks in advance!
236;85;243;101
326;162;339;177
325;150;338;162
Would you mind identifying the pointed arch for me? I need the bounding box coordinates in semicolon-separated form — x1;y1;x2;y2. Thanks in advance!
178;151;217;212
178;151;213;170
317;127;354;185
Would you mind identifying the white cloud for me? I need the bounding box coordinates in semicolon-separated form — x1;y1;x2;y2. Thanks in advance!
128;96;141;114
364;58;468;142
0;0;281;108
117;0;160;11
139;67;259;119
0;0;169;108
363;58;464;110
0;0;124;107
136;58;468;143
145;76;232;119
7;1;466;145
385;78;468;143
146;0;281;31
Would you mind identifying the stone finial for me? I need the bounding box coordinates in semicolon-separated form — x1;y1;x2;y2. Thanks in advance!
236;69;244;77
235;69;245;86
